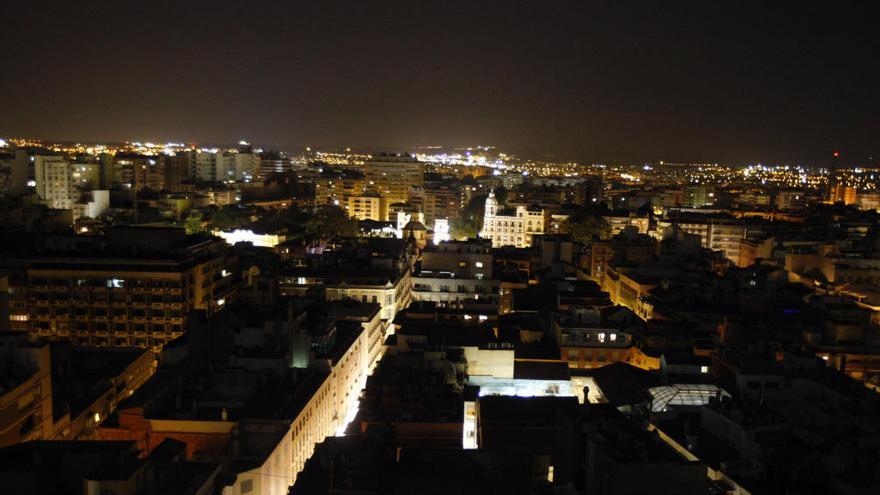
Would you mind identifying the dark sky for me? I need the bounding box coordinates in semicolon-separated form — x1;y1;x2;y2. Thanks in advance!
1;1;877;165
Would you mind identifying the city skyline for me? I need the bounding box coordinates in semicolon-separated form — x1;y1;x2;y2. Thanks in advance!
2;3;879;495
1;2;877;166
0;135;872;170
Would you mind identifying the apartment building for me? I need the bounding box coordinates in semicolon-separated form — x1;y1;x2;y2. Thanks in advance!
19;227;234;350
34;156;100;210
363;154;424;219
313;168;366;208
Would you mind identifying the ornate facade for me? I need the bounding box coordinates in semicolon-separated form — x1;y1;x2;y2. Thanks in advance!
479;190;545;248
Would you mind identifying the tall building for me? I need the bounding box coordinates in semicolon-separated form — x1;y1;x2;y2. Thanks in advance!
313;168;366;208
193;150;217;182
112;154;164;190
659;213;757;263
684;185;714;208
17;227;235;350
218;151;261;181
363;154;424;219
422;178;461;225
348;193;385;221
34;156;100;210
162;153;190;192
829;184;857;205
480;190;545;248
258;152;291;179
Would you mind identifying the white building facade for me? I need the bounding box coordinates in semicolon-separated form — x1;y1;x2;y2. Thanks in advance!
479;190;545;248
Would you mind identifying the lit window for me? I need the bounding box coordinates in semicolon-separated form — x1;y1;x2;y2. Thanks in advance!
598;332;606;343
475;261;483;268
700;366;709;374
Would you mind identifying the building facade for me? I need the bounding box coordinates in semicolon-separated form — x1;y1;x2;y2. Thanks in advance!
24;228;234;350
480;190;545;248
34;156;100;210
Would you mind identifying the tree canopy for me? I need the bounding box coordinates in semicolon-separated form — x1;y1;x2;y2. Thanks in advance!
563;209;611;243
303;205;359;242
183;211;205;235
450;194;487;240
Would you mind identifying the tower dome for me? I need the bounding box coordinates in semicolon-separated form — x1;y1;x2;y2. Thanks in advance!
485;189;497;217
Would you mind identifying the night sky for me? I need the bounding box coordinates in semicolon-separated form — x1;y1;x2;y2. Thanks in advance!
1;1;877;165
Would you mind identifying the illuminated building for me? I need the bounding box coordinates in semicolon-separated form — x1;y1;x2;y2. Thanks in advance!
602;269;658;317
186;150;220;182
72;189;110;221
602;212;649;236
786;249;880;286
34;156;100;210
21;227;234;350
98;302;376;492
411;239;499;306
363;154;424;219
737;191;771;207
684;185;714;208
282;270;411;326
392;207;423;236
659;213;757;263
829;184;857;205
220;151;260;181
480;190;545;248
432;218;450;244
737;234;774;268
857;191;880;212
347;193;384;221
214;228;286;248
554;308;634;370
313;168;365;209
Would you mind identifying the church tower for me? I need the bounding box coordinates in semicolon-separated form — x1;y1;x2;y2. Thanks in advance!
485;189;497;217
